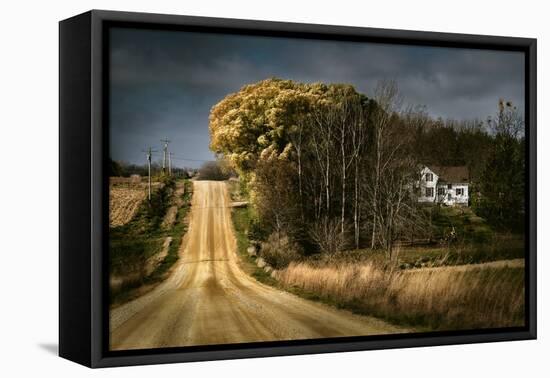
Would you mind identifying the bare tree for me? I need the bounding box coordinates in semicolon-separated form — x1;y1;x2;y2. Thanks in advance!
375;154;417;260
337;98;350;237
311;100;338;218
488;99;524;138
349;98;369;249
289;119;307;221
309;216;348;254
369;80;402;250
334;94;358;237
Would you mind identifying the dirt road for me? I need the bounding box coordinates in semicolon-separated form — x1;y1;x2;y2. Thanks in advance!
110;181;405;350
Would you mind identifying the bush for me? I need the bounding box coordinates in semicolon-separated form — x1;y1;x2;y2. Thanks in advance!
309;217;348;254
248;219;268;241
260;232;302;269
197;161;230;181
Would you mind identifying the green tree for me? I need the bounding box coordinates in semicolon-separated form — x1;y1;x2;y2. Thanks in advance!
109;159;123;177
475;100;525;231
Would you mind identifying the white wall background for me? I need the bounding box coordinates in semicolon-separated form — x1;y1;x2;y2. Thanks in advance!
0;0;546;376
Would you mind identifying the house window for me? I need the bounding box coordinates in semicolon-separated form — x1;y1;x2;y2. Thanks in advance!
425;173;433;182
437;187;445;195
456;188;464;196
447;183;452;189
426;187;434;197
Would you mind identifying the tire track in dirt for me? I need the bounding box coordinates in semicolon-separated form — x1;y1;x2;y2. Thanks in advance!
110;181;407;350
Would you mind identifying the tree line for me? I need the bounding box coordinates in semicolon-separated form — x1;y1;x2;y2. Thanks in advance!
109;159;195;179
209;78;525;258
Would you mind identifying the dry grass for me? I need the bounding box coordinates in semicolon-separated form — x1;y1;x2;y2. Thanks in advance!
275;261;524;331
109;180;164;227
109;186;147;227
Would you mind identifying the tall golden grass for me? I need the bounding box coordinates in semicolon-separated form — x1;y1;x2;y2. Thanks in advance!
275;261;524;330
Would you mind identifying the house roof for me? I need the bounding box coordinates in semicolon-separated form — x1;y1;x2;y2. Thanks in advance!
429;166;469;183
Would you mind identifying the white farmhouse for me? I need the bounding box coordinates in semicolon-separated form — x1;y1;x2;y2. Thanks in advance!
417;166;469;206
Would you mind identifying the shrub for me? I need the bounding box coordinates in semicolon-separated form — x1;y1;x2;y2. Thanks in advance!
248;219;268;241
260;232;302;269
309;217;349;254
197;161;230;180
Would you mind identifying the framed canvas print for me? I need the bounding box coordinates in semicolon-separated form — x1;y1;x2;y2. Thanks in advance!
59;10;537;368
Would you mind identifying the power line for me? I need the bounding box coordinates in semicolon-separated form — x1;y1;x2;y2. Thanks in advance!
159;149;215;161
136;137;215;171
170;157;214;162
148;153;212;163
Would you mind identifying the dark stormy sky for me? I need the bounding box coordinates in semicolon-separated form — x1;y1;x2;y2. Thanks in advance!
109;27;525;168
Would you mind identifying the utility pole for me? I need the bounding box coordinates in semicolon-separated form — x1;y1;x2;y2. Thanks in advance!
160;138;170;175
142;147;156;201
168;152;172;176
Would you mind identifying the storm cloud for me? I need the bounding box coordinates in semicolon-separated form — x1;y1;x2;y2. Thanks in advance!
109;27;525;168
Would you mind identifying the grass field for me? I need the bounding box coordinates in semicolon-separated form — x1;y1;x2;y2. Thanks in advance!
306;233;524;271
230;181;525;332
275;261;524;331
109;178;192;305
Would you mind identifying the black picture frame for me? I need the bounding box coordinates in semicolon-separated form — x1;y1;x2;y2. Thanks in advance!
59;9;537;368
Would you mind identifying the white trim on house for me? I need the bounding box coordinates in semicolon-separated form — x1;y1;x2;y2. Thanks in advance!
417;166;469;206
